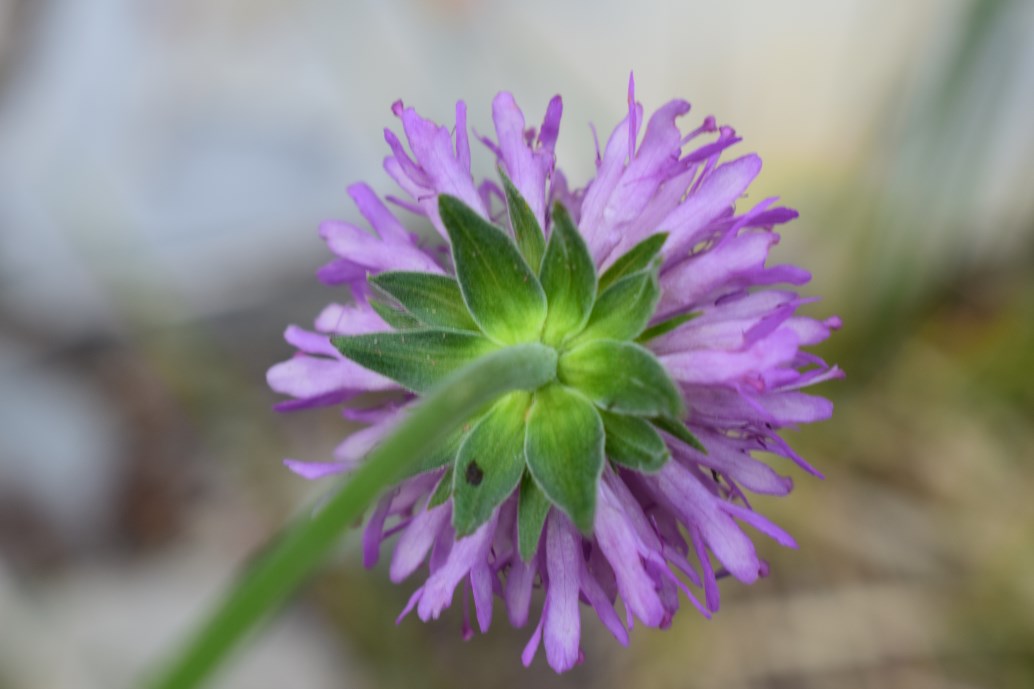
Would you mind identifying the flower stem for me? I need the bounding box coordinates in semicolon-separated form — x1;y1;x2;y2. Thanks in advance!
146;343;558;689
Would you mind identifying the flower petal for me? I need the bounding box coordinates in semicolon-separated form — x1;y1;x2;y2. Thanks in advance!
505;556;535;628
659;154;762;262
543;513;582;672
417;511;497;621
266;354;395;401
493;92;549;227
649;461;761;583
594;479;666;627
282;458;349;480
471;563;495;633
390;502;451;582
660;329;799;386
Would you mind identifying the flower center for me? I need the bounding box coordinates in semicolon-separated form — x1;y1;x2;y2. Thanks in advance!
330;183;702;555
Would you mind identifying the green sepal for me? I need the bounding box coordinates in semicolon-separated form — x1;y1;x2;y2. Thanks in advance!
500;169;546;271
451;392;531;537
331;329;496;393
558;339;685;418
570;268;660;344
651;415;707;454
539;203;597;346
599;410;670;472
517;473;550;561
428;467;454;507
637;311;701;343
524;383;604;534
598;232;667;292
369;271;478;332
438;195;547;344
369;299;422;330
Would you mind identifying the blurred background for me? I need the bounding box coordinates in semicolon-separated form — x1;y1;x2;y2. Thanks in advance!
1;0;1032;687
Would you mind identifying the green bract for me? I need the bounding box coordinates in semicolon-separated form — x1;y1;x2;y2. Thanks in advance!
332;185;704;551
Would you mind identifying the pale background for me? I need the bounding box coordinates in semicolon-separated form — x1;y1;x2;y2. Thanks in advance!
1;1;1033;687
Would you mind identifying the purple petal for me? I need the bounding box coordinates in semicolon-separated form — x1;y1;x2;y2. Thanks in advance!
660;329;799;386
283;458;349;480
506;556;535;628
669;433;793;496
390;502;450;582
627;71;637;163
316;258;367;286
660;154;762;262
657;230;780;317
417;511;497;621
721;502;798;548
598;98;694;265
784;316;838;346
649;312;792;355
776;364;845;392
348;182;411;243
705;289;805;321
284;325;336;357
272;389;356;412
471;563;494;632
543;513;582;672
266;355;395;400
521;613;545;667
363;491;396;568
454;100;471;174
649;461;761;584
594;479;666;627
332;410;403;464
383;124;429;186
313;302;389;335
759;391;834;424
319;220;442;274
578;556;629;645
538;95;563;153
493;92;547;227
396;586;424;624
579;104;640;254
396;103;485;230
690;527;721;612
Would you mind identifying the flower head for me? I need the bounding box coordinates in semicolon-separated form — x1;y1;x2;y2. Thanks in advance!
269;76;841;672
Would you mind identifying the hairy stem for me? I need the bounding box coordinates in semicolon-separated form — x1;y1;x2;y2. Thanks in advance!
146;343;558;689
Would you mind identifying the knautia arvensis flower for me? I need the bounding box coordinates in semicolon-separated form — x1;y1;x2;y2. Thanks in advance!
269;77;841;672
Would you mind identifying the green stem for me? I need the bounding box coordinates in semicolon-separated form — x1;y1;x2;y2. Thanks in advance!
146;343;558;689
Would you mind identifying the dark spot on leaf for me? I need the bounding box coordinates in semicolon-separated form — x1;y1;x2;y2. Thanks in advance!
465;460;484;486
711;469;720;484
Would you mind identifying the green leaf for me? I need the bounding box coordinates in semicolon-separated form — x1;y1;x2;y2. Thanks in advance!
570;268;660;344
524;383;604;534
517;473;550;561
599;410;670;472
428;466;454;507
452;392;531;536
332;329;496;393
500;169;546;270
369;299;422;330
438;194;547;344
636;311;701;343
558;339;685;418
369;271;478;331
651;415;707;454
598;232;667;292
539;203;597;346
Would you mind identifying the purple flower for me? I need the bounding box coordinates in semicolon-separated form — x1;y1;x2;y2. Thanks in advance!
269;75;841;672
